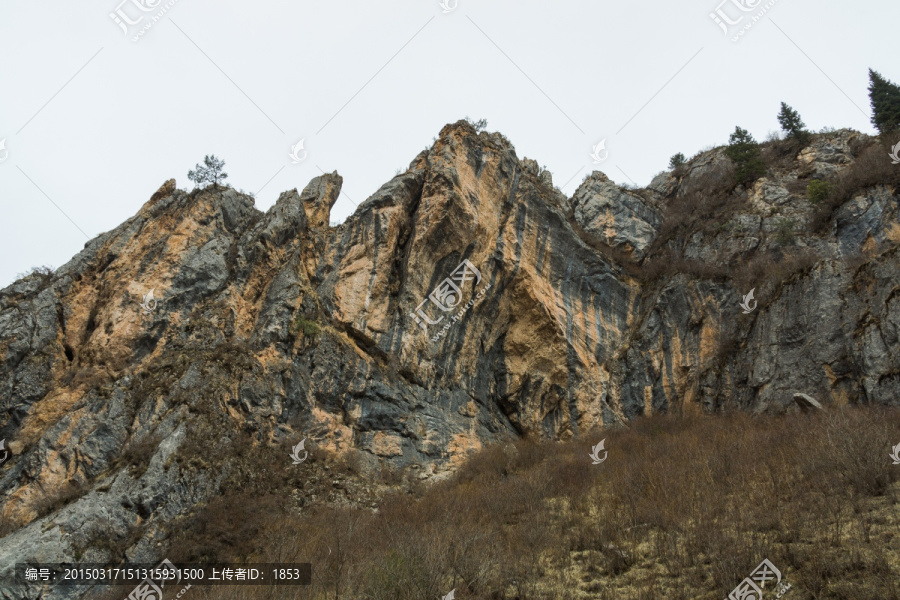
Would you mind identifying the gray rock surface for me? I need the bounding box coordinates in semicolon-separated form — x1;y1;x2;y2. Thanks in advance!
571;171;662;259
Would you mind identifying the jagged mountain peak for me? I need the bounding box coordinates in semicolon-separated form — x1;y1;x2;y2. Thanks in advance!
1;121;899;596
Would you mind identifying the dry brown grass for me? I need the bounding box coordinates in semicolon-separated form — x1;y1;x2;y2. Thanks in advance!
633;161;821;293
810;137;900;232
638;246;817;300
166;407;899;600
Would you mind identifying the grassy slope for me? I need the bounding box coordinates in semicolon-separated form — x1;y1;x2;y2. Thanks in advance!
111;407;900;600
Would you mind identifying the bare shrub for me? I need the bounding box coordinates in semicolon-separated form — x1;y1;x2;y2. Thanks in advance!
115;432;163;478
821;406;898;498
162;407;900;599
811;138;900;232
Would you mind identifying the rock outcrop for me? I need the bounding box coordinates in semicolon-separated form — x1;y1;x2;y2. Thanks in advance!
793;392;824;411
0;120;898;599
571;172;663;259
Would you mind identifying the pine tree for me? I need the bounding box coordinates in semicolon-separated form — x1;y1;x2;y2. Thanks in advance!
726;127;766;185
465;116;488;132
669;152;686;169
868;69;900;134
777;102;808;143
188;155;228;188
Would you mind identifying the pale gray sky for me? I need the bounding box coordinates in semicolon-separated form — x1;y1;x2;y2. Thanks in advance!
0;0;894;286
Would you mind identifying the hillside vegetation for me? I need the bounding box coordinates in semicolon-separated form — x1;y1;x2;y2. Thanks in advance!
95;407;900;600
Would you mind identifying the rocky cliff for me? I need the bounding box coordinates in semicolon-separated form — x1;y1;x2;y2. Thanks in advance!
0;120;898;599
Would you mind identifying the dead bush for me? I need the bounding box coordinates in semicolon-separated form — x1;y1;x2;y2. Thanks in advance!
821;406;898;498
154;407;900;599
811;138;900;232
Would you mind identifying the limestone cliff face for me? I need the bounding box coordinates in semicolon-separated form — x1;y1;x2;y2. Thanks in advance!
0;120;898;598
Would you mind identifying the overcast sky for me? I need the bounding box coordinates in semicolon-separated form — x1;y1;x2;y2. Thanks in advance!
0;0;895;286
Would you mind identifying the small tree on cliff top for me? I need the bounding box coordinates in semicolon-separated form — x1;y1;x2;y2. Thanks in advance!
726;126;766;186
777;102;809;143
868;69;900;134
188;155;228;188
